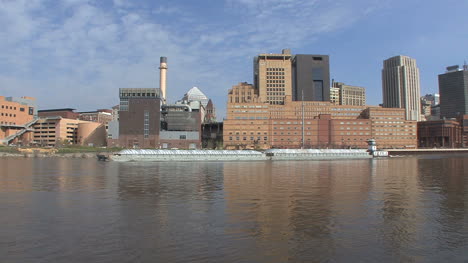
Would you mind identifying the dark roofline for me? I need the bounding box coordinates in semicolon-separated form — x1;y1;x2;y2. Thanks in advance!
38;108;76;112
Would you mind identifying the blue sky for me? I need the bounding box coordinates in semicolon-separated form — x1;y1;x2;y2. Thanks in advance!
1;0;467;119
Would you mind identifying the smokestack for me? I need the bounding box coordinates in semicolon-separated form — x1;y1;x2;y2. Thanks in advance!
159;57;168;103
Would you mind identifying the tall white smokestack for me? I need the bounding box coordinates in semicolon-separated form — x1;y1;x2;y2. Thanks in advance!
159;57;167;104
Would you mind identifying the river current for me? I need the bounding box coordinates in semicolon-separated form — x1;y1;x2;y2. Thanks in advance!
1;155;467;262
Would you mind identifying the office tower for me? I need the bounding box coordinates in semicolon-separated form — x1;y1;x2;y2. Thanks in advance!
438;65;468;118
292;54;330;101
118;88;161;148
254;49;293;105
332;82;366;106
382;55;421;121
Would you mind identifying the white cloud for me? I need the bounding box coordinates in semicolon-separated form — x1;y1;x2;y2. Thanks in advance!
0;0;386;118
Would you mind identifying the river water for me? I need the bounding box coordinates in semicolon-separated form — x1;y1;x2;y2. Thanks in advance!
1;155;467;262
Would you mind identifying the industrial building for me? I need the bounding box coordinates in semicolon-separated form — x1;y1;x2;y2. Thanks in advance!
109;56;206;149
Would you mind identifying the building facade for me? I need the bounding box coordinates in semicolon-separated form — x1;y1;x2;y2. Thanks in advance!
78;109;113;124
223;84;417;149
33;117;106;147
418;119;463;148
118;88;161;148
332;82;366;106
292;54;330;101
438;65;468;119
330;87;340;105
254;49;293;105
382;55;421;121
0;96;36;145
38;108;79;119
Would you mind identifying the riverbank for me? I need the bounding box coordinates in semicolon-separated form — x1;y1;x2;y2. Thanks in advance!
0;152;113;158
0;146;121;159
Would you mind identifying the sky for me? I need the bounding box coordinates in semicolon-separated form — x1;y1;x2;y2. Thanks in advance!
1;0;467;119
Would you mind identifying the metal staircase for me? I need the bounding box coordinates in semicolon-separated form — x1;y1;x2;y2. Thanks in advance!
1;118;38;145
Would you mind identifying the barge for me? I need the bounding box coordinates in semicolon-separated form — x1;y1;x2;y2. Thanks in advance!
109;148;385;162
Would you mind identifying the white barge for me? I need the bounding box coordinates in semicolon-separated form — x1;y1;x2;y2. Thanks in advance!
109;148;382;162
110;149;266;162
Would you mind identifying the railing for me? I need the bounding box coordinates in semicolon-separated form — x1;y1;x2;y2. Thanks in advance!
1;117;39;145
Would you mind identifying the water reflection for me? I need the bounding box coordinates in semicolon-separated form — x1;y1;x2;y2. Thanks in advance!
0;156;467;262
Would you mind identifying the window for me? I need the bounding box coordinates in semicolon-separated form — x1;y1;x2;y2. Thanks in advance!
143;111;150;138
180;135;186;140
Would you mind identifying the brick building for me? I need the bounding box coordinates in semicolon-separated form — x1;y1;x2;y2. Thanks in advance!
223;84;417;149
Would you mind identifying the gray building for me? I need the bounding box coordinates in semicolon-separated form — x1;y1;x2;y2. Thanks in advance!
382;55;421;121
438;65;468;118
292;54;330;101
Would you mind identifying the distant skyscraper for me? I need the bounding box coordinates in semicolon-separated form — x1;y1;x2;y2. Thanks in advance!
382;55;421;121
292;54;330;101
438;65;468;118
254;49;293;105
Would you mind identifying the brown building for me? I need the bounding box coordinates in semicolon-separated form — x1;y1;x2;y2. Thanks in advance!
117;88;161;148
38;108;79;119
223;84;417;149
418;118;464;148
0;96;36;145
204;99;217;123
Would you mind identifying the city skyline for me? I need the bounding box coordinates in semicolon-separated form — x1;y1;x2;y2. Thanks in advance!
1;0;467;119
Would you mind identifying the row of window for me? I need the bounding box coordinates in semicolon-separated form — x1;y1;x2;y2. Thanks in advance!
234;117;269;120
0;113;17;117
266;71;285;76
228;132;268;135
266;84;285;88
120;93;156;97
0;121;17;125
267;79;284;83
233;105;268;109
266;92;285;96
229;136;268;141
266;68;285;72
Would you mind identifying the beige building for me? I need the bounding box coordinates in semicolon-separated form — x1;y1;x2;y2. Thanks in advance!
330;87;340;105
254;49;293;105
33;117;106;147
382;55;421;121
332;82;366;106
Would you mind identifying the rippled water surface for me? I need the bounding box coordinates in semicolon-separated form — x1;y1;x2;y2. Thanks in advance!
1;155;468;262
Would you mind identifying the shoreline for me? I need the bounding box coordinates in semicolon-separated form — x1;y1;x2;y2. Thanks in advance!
0;152;115;158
